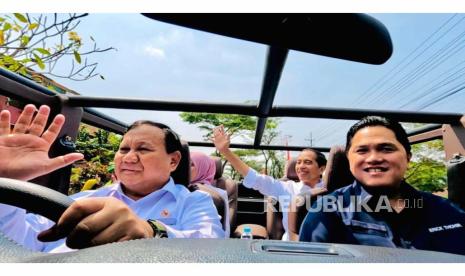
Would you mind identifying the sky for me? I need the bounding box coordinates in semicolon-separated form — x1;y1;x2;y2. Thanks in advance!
3;12;465;156
41;13;464;155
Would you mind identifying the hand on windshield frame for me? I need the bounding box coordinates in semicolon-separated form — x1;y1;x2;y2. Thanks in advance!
0;104;84;181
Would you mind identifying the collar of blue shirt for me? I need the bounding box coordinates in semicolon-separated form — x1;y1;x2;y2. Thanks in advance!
115;177;181;204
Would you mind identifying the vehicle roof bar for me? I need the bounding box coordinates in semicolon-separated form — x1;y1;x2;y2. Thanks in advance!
190;125;445;151
67;95;463;124
271;106;462;124
67;96;258;115
254;46;288;147
0;68;128;134
189;141;330;152
0;68;57;107
407;124;442;136
81;107;128;134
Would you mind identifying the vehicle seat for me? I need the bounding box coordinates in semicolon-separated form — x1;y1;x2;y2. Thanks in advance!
266;196;283;240
265;158;298;240
188;153;231;237
189;182;228;235
288;146;354;241
447;153;465;211
212;157;238;232
324;145;355;193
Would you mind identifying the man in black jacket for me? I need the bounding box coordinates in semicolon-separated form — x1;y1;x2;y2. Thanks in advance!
299;116;465;255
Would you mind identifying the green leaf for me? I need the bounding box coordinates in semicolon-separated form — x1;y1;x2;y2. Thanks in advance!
18;67;27;76
0;17;5;23
21;35;29;46
14;13;28;23
8;63;19;71
73;50;81;64
33;53;45;70
3;55;14;64
3;22;11;31
0;30;4;45
35;48;51;56
28;23;39;30
19;58;32;63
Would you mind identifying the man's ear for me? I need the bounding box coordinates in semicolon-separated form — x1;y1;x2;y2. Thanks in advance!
169;151;182;172
319;165;326;177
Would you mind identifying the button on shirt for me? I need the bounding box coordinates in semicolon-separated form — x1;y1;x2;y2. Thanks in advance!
243;168;325;241
0;178;225;253
299;181;465;255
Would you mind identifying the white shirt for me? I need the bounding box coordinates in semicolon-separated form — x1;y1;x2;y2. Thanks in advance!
0;178;225;253
242;169;324;241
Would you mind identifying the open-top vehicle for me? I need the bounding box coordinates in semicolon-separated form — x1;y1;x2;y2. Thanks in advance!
1;14;465;262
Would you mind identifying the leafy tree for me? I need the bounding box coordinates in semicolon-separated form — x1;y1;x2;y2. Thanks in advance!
0;13;114;81
225;149;262;180
180;111;286;180
69;125;122;194
406;140;447;193
402;123;447;193
256;126;285;178
179;112;257;141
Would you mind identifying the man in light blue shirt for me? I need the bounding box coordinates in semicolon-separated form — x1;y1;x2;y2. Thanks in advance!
212;125;326;240
0;177;224;253
0;104;224;253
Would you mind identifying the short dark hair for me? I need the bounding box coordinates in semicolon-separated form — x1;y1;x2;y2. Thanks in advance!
302;148;327;167
126;120;182;154
345;116;411;156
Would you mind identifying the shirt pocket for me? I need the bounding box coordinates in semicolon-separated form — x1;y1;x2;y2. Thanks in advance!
349;220;389;238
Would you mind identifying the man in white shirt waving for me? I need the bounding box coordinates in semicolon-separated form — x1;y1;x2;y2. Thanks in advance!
212;125;326;240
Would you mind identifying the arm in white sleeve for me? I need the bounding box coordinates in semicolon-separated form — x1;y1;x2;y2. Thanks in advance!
161;191;225;238
242;168;288;198
0;203;54;252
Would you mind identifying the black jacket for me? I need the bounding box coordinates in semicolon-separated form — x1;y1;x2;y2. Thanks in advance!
299;181;465;255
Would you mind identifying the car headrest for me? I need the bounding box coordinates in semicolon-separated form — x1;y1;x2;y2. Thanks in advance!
324;145;354;192
284;158;299;182
170;140;190;187
213;157;223;180
447;154;465;210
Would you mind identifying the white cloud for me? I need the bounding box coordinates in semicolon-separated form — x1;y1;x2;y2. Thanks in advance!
142;30;192;59
143;46;166;59
155;30;191;47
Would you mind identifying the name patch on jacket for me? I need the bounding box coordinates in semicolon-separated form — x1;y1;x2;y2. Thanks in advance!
428;223;463;233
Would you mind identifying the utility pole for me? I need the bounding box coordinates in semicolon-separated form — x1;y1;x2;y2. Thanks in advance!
283;135;292;161
305;132;314;147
